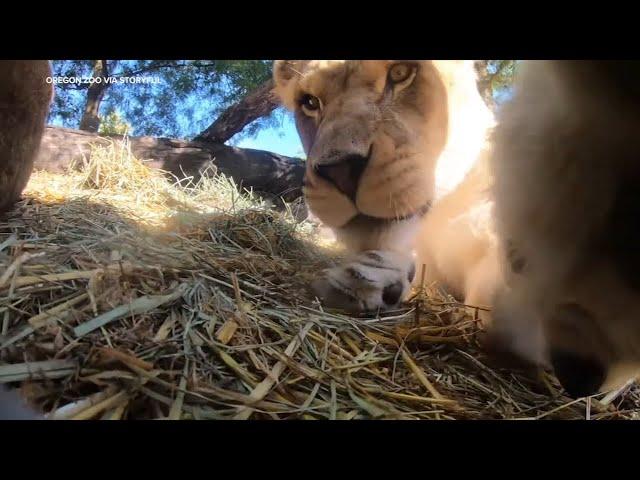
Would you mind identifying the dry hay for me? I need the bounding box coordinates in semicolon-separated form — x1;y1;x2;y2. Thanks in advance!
1;139;639;420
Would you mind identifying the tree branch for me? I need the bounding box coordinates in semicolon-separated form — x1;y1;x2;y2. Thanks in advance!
78;60;110;132
193;79;279;144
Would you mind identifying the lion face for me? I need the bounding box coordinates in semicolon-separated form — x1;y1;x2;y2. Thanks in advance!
273;60;455;229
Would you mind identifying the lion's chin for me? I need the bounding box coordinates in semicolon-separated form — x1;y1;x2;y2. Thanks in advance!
354;162;435;220
354;189;434;221
307;192;433;230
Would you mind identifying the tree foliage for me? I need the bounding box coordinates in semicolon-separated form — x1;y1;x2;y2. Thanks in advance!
475;60;519;108
49;60;284;140
98;110;131;136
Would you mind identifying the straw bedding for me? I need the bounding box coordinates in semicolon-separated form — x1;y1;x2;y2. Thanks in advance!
1;140;639;420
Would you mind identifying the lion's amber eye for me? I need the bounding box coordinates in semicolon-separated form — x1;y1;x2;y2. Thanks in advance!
388;63;415;85
300;94;321;113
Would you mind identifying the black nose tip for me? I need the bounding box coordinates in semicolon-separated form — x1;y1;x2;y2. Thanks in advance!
382;281;404;307
550;350;607;399
407;262;416;283
314;154;369;201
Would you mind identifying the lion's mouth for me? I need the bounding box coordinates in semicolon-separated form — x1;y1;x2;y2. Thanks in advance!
314;156;368;203
349;200;433;225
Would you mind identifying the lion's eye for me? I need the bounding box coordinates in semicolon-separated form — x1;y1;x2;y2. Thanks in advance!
300;94;321;113
388;63;416;86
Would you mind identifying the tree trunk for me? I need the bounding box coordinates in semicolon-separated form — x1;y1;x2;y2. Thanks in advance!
35;126;306;205
78;60;109;133
194;79;280;144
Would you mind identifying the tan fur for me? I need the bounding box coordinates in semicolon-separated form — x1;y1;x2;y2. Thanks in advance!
489;61;640;397
273;60;498;314
0;60;53;213
416;154;501;320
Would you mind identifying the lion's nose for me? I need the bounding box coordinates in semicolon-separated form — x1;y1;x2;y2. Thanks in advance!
314;154;369;201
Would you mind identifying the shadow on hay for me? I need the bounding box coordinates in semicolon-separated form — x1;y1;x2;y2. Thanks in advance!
0;193;334;418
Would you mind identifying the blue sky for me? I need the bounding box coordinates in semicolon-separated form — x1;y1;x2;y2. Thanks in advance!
231;114;304;158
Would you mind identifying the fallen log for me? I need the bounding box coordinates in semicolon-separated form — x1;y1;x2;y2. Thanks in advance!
35;126;306;204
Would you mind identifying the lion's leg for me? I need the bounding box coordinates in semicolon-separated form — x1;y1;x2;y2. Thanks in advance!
0;61;53;214
463;250;502;326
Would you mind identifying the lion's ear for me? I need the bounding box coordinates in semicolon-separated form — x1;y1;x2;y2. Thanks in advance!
273;60;307;110
273;60;301;86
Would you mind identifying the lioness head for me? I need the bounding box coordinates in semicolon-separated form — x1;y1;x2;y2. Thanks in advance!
273;60;492;252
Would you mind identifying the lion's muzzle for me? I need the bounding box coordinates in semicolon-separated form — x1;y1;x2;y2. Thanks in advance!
314;152;370;202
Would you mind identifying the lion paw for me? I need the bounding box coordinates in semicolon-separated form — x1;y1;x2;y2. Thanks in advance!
311;250;415;313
